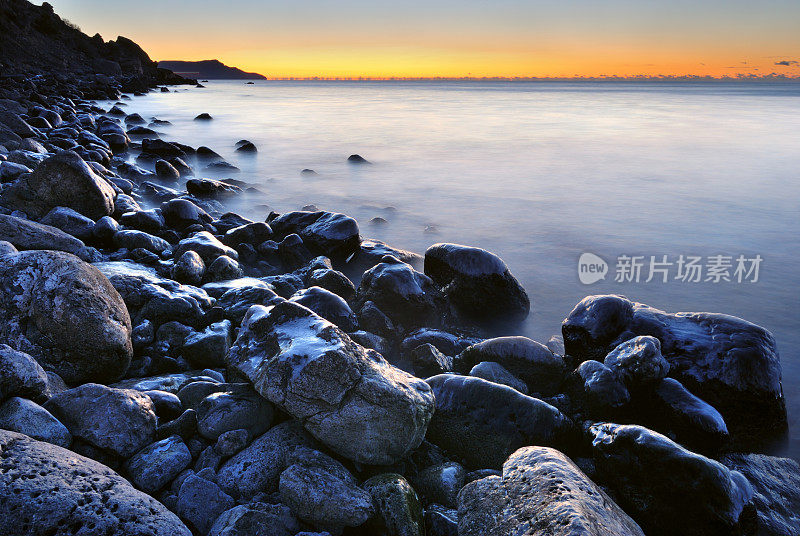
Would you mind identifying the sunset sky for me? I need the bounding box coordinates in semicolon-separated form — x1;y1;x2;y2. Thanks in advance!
48;0;800;79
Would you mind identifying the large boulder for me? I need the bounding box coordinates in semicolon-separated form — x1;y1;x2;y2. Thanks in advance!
0;151;115;219
0;251;132;383
44;383;157;459
589;423;756;536
227;300;435;465
454;336;566;396
424;243;530;321
0;430;191;536
562;295;785;446
458;446;644;536
721;453;800;536
270;210;360;259
425;374;574;469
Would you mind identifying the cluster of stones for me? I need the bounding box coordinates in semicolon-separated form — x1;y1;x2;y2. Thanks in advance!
0;72;797;536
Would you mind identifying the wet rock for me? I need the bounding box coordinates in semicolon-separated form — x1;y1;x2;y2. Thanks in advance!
187;177;242;199
172;249;206;285
604;335;670;386
572;360;630;415
589;422;756;536
469;361;528;394
113;229;171;254
401;328;479;358
196;383;273;441
206;254;244;281
216;283;280;324
354;256;441;329
195;113;213;120
353;238;422;272
562;295;786;446
0;150;115;219
412;462;466;508
227;300;435;465
289;285;358;331
270;210;360;259
44;383;157;458
176;474;235;534
348;154;370;164
177;380;226;409
182;320;232;368
161;198;211;229
308;267;355;301
142;138;186;159
425;505;458;536
424;243;530;322
224;221;272;247
119;208;166;234
0;430;191;536
208;503;301;536
455;336;565;396
279;448;374;534
363;473;425;536
144;389;183;420
217;421;315;499
175;230;238;264
157;408;198;441
458;446;645;536
39;206;94;241
124;435;192;493
0;396;71;447
425;374;574;469
410;343;453;377
96;261;212;327
0;160;31;181
0;344;49;403
235;141;257;153
721;453;800;536
0;251;132;383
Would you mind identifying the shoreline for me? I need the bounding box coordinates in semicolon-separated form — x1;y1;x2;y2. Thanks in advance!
0;70;798;535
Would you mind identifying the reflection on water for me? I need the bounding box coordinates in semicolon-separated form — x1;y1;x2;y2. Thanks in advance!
113;80;800;458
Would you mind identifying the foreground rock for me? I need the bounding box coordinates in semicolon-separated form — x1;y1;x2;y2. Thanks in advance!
424;242;530;322
589;423;756;536
0;430;191;536
562;295;785;445
458;446;644;536
0;150;115;219
425;374;574;469
0;250;132;383
44;383;157;458
227;300;435;464
0;213;93;259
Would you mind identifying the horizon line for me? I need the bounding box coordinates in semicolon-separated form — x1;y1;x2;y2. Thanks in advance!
227;74;800;82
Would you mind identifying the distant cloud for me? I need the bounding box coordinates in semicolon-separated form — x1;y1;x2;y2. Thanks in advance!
774;60;798;66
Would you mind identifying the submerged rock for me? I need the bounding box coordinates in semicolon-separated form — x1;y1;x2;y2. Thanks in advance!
562;295;786;445
0;430;191;536
425;374;574;469
0;250;132;383
424;243;530;322
0;150;115;219
457;446;645;536
589;422;756;536
227;300;435;465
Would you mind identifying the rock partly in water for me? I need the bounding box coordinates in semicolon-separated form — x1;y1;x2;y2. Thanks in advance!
562;295;786;446
589;422;756;536
227;300;435;465
0;250;132;383
425;374;574;469
424;242;530;322
0;430;191;536
457;446;645;536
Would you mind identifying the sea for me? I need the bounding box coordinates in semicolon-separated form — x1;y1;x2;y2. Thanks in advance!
108;79;800;459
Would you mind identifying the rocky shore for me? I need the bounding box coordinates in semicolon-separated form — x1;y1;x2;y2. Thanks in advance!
0;6;799;534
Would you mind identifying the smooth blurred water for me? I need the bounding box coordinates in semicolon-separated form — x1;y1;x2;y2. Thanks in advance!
113;80;800;458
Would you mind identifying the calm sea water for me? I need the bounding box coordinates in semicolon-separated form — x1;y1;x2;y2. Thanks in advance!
111;80;800;459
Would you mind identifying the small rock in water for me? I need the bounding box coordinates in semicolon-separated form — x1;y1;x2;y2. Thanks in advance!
301;168;318;176
194;112;213;120
235;140;257;152
347;154;371;164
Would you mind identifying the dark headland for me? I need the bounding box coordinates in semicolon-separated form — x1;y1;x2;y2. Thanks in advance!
0;0;797;535
158;60;267;80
